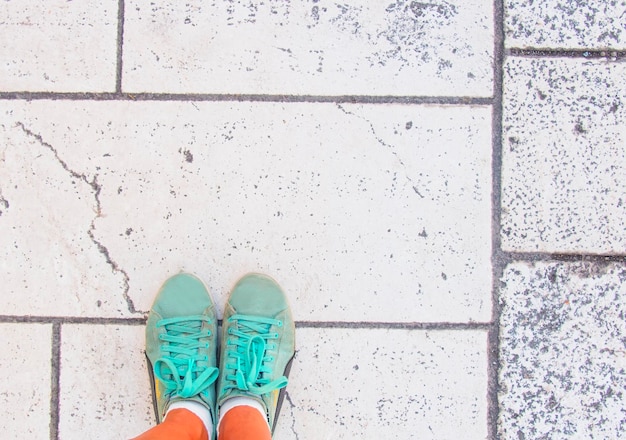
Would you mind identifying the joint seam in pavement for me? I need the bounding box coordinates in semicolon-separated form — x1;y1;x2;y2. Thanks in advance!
50;323;61;440
489;0;506;439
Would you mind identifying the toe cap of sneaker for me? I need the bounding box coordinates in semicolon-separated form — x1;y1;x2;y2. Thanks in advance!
151;273;214;318
228;273;289;317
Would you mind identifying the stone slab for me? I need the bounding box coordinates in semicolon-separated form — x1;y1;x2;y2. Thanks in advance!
276;327;489;439
0;323;52;438
501;57;626;253
499;261;626;439
122;0;493;96
505;0;626;49
59;324;153;439
1;101;492;322
0;0;118;92
57;324;488;439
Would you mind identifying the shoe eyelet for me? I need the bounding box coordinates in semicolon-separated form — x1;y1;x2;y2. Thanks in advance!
273;333;279;338
277;321;283;327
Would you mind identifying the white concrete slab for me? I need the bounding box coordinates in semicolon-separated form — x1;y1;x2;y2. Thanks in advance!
505;0;626;49
275;327;489;439
0;323;52;438
501;57;626;253
1;101;492;322
0;120;135;318
59;324;153;440
0;0;118;92
122;0;493;96
499;261;626;439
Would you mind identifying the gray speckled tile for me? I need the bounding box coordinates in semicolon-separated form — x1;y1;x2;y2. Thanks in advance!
275;328;489;439
59;325;153;440
122;0;493;96
505;0;626;49
1;101;492;322
501;57;626;253
0;323;52;438
0;0;118;92
499;261;626;439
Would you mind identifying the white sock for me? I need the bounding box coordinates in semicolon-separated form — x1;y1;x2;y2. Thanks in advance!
167;400;213;437
217;396;270;433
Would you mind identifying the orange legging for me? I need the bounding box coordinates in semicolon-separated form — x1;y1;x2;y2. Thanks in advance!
131;406;271;440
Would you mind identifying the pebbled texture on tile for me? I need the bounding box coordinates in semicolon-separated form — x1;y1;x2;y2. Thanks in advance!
122;0;493;96
505;0;626;49
500;58;626;253
59;324;153;440
0;0;118;92
1;101;492;322
0;323;52;438
499;261;626;439
275;328;489;439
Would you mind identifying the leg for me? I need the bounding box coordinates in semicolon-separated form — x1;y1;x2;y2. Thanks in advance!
130;273;219;440
216;273;296;440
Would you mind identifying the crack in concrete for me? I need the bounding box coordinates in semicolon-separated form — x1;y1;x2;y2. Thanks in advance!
284;391;301;440
336;104;424;197
15;122;142;315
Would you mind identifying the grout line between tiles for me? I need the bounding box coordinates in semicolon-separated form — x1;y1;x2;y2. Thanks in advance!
0;92;493;105
489;0;506;439
501;251;626;263
0;315;491;330
115;0;125;93
507;47;626;59
49;323;61;440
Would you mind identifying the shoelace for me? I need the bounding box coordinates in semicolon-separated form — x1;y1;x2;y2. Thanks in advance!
224;314;288;395
154;315;218;399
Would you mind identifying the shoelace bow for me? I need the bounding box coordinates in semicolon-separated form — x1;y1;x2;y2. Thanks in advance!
225;314;288;395
154;315;218;399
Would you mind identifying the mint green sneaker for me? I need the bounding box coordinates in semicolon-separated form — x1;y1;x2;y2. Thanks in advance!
217;273;296;434
145;273;219;429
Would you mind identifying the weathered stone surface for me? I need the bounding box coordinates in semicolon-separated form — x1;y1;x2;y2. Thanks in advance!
505;0;626;49
0;0;118;92
123;0;493;96
501;57;626;253
499;261;626;439
1;101;492;322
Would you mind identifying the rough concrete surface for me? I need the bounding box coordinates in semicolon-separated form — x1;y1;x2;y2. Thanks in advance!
0;1;624;440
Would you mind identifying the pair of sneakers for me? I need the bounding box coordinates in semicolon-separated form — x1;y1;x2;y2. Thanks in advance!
145;272;295;438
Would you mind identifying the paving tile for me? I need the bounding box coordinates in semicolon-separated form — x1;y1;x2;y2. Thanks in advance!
0;120;135;318
1;101;492;322
505;0;626;49
501;57;626;253
0;323;52;438
499;261;626;439
59;324;153;439
122;0;493;96
275;327;489;439
0;0;118;92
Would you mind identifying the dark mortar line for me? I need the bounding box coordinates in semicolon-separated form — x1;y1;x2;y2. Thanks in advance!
0;91;493;105
0;315;147;325
14;123;140;315
294;321;492;330
115;0;125;93
489;1;506;439
0;315;491;330
507;47;626;59
49;322;61;440
502;251;626;263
